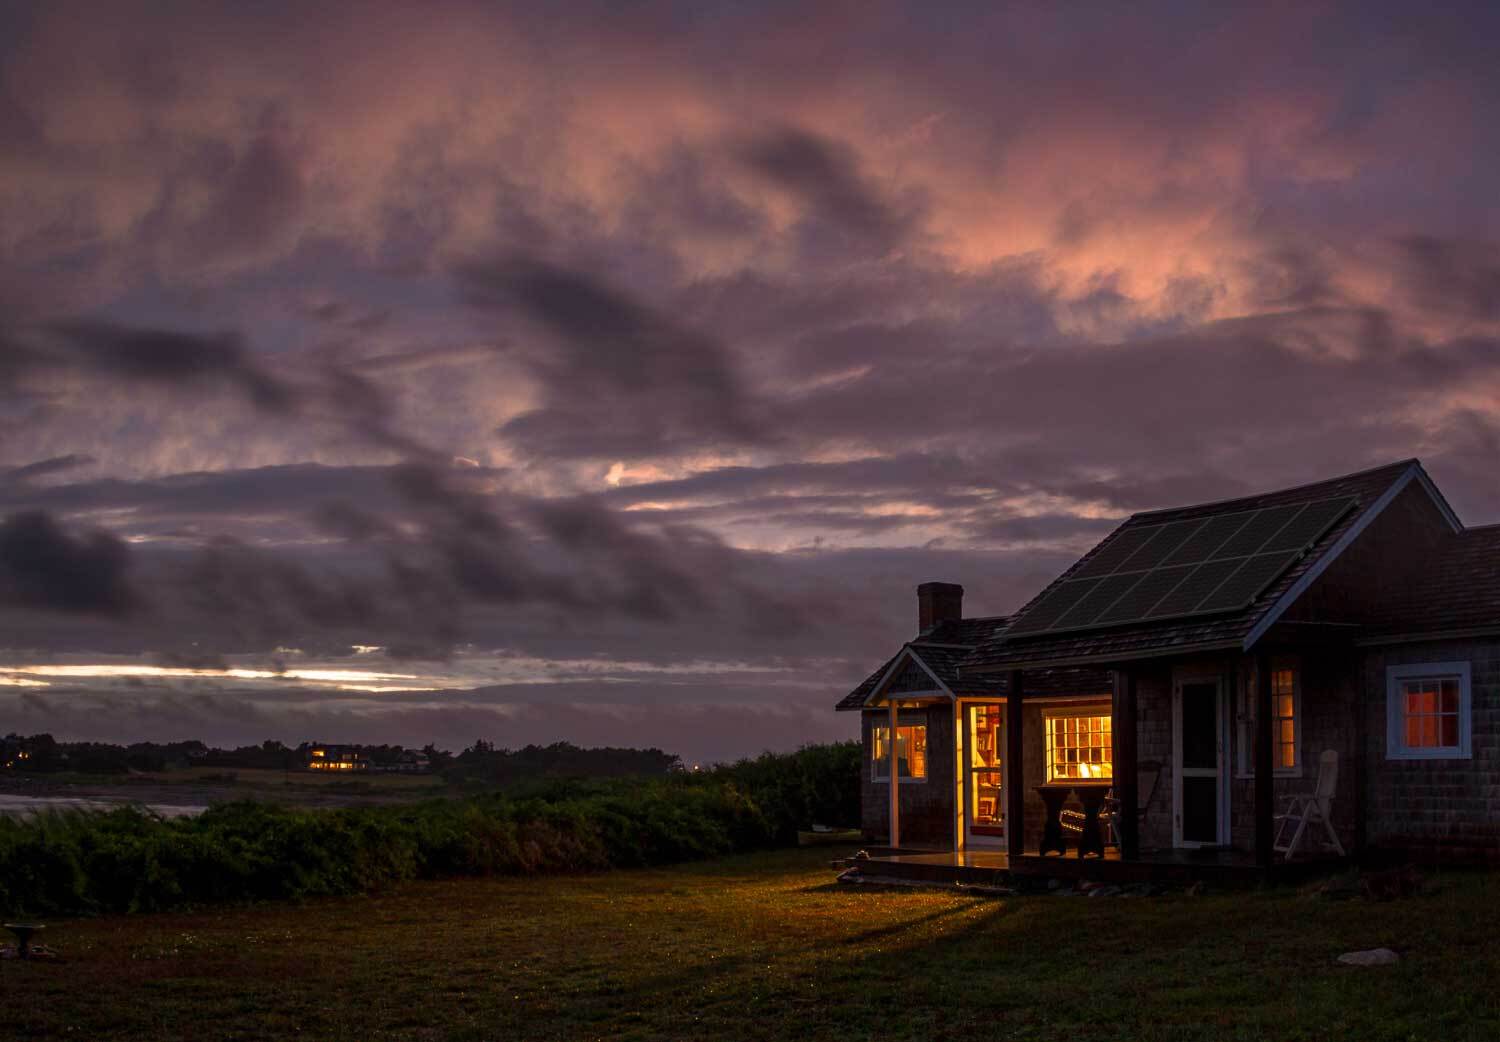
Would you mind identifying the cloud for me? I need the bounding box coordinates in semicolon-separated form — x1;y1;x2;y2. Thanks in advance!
49;321;297;413
1396;236;1500;322
738;126;908;250
460;254;765;459
1;0;1499;756
0;511;136;616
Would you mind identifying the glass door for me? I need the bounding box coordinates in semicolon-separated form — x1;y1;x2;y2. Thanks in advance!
1174;677;1228;847
965;704;1005;845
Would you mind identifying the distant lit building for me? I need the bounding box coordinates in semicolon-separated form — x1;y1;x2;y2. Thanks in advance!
305;744;370;772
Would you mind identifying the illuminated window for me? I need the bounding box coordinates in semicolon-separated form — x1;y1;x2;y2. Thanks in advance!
970;705;1002;769
968;705;1003;833
1272;668;1298;771
1045;713;1112;781
1387;662;1471;760
872;725;927;780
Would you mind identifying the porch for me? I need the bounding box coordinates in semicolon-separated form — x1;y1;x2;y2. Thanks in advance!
838;846;1348;888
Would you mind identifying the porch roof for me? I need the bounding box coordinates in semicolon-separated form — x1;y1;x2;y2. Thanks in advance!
835;616;1010;710
963;459;1442;672
836;615;1111;709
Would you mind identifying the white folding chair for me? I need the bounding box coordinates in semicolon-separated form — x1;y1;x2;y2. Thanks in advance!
1273;749;1345;858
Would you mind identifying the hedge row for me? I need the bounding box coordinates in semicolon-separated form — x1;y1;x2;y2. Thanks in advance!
0;741;861;916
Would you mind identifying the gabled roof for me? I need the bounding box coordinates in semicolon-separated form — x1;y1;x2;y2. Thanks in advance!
835;616;1010;710
964;459;1458;672
835;616;1111;709
1363;524;1500;640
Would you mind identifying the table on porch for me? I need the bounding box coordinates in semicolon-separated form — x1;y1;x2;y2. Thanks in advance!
1036;782;1113;858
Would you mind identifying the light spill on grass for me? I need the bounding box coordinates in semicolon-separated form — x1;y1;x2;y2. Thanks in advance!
5;847;1500;1041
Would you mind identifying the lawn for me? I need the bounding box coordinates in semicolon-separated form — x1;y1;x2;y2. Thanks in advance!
6;847;1498;1041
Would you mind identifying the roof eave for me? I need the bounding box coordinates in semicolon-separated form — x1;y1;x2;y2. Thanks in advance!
962;637;1243;673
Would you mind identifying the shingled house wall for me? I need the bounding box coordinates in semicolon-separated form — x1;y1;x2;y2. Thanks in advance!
1363;638;1500;856
1128;652;1362;854
860;706;954;846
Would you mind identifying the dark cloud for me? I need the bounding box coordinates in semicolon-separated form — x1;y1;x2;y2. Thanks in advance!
1;454;94;485
738;127;906;249
49;321;298;413
460;255;765;458
0;511;136;616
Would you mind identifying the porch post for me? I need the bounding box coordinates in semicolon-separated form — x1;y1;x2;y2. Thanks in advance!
1005;670;1025;859
1254;652;1275;871
1112;668;1140;860
888;697;900;848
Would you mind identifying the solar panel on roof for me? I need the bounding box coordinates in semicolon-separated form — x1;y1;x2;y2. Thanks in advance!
1260;497;1355;554
1004;576;1105;634
1162;511;1254;565
1196;551;1301;612
1209;503;1304;559
1002;494;1359;638
1051;571;1146;629
1069;525;1161;579
1093;563;1196;624
1113;518;1203;572
1144;557;1242;618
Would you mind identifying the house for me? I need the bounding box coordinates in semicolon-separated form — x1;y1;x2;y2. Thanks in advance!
305;744;370;772
381;750;431;774
838;460;1499;882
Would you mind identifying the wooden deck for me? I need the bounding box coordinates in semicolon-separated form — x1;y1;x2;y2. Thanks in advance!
837;847;1347;888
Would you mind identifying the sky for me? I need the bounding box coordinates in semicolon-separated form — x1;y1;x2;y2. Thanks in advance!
2;1;1499;762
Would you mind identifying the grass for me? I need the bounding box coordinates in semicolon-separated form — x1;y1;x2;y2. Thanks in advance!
7;847;1499;1041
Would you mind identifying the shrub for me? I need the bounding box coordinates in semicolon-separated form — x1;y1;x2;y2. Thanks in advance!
0;742;859;917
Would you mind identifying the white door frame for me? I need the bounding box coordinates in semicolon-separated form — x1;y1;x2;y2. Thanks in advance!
1172;671;1231;848
963;702;1007;848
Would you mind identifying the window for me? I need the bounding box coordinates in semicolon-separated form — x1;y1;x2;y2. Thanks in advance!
872;725;927;780
1272;668;1298;772
1387;662;1471;760
1236;663;1300;777
1045;712;1112;781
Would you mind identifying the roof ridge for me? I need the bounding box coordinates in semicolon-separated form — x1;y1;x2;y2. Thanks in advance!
1129;458;1417;521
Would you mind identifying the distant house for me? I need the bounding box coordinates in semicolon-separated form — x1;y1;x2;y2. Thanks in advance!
838;460;1499;882
390;749;432;773
305;744;370;772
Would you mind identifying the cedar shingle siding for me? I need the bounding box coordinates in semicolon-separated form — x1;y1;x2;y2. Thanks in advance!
860;706;954;845
1364;640;1500;855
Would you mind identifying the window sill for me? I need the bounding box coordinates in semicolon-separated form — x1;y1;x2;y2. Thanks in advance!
871;777;929;784
1386;747;1471;761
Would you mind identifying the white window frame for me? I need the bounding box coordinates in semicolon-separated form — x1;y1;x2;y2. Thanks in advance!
1386;661;1472;761
1236;661;1302;778
871;721;929;783
1041;704;1114;783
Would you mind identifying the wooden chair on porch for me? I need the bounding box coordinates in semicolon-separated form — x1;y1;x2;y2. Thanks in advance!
1099;760;1163;851
1274;749;1345;859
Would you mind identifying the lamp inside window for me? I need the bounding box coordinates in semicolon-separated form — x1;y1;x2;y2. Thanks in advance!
1045;713;1112;782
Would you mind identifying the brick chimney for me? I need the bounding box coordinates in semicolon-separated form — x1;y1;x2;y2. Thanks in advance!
917;581;964;633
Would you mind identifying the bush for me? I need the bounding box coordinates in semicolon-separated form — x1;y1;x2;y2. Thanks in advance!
0;742;859;917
